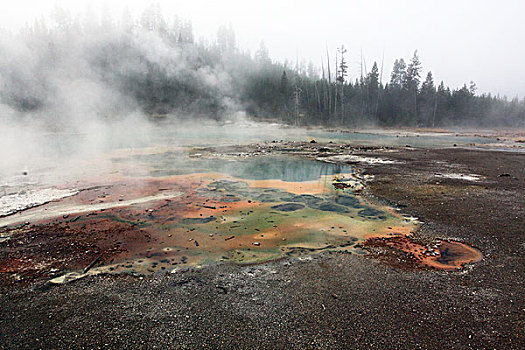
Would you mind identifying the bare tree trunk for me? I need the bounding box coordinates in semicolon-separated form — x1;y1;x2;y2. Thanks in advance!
334;51;338;121
326;49;332;118
321;57;328;115
314;81;321;111
414;88;418;126
360;50;365;118
294;85;301;126
340;82;344;124
363;55;371;118
375;52;384;118
305;82;310;109
432;92;438;128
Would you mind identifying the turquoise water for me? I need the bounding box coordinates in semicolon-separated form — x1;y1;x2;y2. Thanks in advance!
3;121;508;183
308;130;495;148
118;154;353;182
39;123;499;156
151;123;498;148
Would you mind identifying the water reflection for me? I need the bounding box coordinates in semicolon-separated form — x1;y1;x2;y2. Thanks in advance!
120;154;353;182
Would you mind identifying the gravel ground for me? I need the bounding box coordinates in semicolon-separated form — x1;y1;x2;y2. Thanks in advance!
0;146;523;349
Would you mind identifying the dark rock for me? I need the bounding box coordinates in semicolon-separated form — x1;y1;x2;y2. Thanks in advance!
270;203;305;212
334;195;362;208
311;202;349;213
182;217;217;224
358;208;387;220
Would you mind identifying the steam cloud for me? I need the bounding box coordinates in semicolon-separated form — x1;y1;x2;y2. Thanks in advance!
0;9;253;179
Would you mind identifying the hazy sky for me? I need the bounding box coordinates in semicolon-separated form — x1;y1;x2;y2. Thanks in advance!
2;0;524;97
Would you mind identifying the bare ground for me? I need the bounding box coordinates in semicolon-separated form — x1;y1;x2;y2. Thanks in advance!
0;145;523;349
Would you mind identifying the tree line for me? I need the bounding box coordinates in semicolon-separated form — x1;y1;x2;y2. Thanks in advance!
1;6;523;127
249;49;524;127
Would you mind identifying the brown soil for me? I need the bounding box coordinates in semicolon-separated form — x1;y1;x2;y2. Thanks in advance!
362;235;482;270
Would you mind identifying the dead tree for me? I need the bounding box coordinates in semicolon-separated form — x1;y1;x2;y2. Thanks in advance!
294;84;302;126
326;48;332;117
375;52;384;118
337;46;348;124
334;50;338;120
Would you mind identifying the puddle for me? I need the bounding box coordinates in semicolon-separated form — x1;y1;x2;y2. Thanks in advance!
117;154;353;181
308;130;499;148
319;155;401;165
363;235;482;270
433;241;482;269
434;173;482;181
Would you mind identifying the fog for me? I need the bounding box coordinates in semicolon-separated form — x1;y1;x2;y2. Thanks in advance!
0;15;251;180
0;1;524;186
2;0;524;98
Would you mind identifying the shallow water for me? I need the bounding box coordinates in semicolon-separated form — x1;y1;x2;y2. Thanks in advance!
118;154;353;181
138;123;499;149
45;165;417;280
1;122;488;282
1;121;506;184
308;130;496;148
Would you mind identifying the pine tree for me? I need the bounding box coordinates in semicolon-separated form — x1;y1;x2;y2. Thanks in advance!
406;50;422;88
217;24;236;54
367;62;379;119
255;41;271;65
420;71;436;126
337;45;348;123
280;71;289;94
390;59;406;87
388;59;407;123
405;51;422;124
